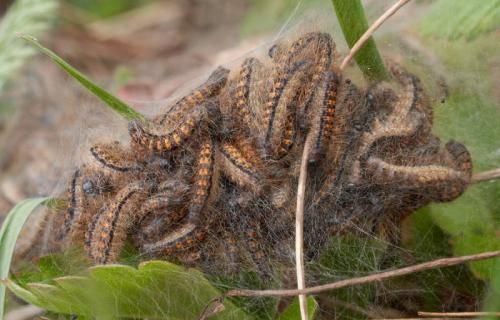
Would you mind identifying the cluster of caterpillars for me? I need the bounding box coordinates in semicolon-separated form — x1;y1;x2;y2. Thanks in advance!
41;32;472;273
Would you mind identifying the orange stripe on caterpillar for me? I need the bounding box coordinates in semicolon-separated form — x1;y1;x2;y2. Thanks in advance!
365;156;470;201
61;167;114;245
262;33;335;159
219;141;263;193
190;140;215;208
129;108;204;152
263;33;333;129
59;169;83;240
141;140;215;254
297;33;334;120
157;66;229;125
263;60;308;159
132;196;187;248
90;142;142;172
311;79;362;206
261;33;320;140
85;181;145;264
309;72;340;163
232;57;260;133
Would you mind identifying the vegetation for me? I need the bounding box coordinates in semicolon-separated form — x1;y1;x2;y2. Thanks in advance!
0;0;499;319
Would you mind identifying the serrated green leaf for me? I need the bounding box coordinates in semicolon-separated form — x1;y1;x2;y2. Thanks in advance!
0;197;49;319
21;35;145;121
421;0;500;40
278;296;318;320
6;260;254;319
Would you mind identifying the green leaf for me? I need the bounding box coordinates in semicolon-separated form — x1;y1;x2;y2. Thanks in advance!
331;0;390;81
67;0;151;19
427;188;500;279
278;296;318;320
14;249;91;287
21;35;145;121
483;258;500;316
0;0;57;91
392;26;500;315
419;34;500;279
0;197;49;319
6;261;254;319
421;0;500;40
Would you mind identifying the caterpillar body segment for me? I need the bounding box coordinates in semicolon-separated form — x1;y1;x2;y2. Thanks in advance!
85;182;145;264
141;140;216;254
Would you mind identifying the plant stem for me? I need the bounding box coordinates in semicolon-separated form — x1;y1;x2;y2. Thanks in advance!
295;135;313;320
332;0;391;81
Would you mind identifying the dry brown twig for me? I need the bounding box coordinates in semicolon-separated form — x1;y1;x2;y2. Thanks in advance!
374;318;469;320
472;168;500;184
418;311;500;318
295;135;313;319
200;251;499;319
225;250;500;298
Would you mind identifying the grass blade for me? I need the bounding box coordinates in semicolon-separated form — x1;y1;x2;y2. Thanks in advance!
20;35;145;121
331;0;390;81
0;0;57;91
0;197;49;319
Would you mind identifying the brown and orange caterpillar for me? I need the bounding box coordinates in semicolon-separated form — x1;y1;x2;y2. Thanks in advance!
28;31;472;279
85;181;145;264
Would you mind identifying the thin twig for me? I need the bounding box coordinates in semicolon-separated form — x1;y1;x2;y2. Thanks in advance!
418;311;500;318
295;135;313;320
471;168;500;183
374;318;465;320
225;250;500;298
340;0;412;71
